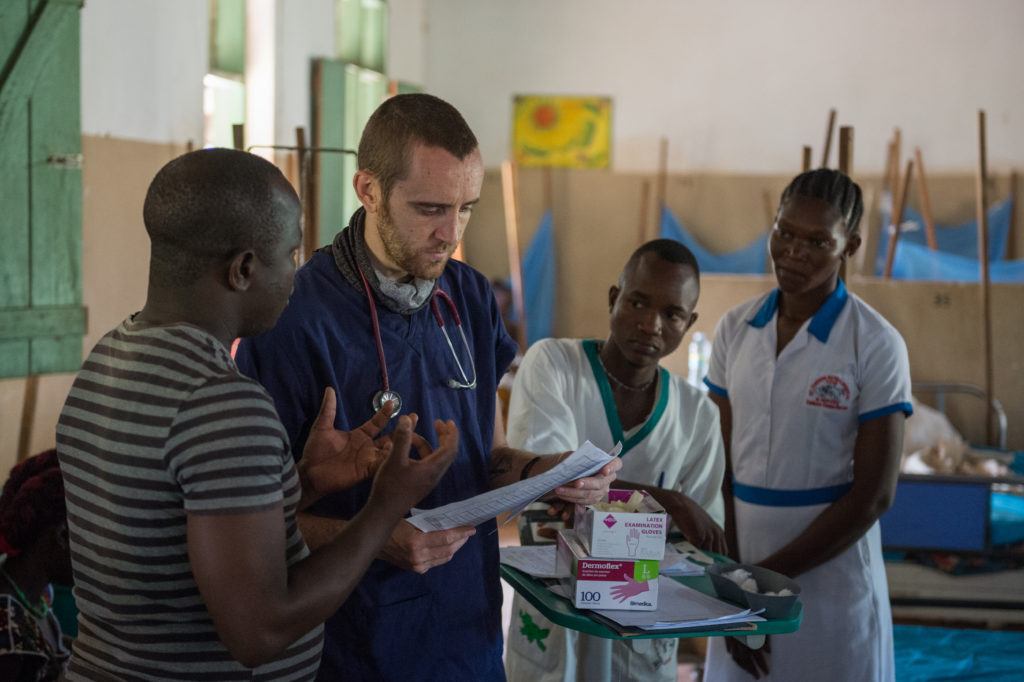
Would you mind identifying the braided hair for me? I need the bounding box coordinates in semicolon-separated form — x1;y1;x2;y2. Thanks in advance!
778;168;864;238
0;450;66;557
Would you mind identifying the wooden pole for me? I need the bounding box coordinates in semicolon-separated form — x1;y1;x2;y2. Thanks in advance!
501;160;528;349
838;126;853;281
821;108;837;168
638;179;651;247
975;110;994;444
882;140;896;194
296;127;319;262
655;137;668;210
838;126;853;175
914;147;938;250
883;159;914;278
16;376;39;462
309;62;323;257
801;146;812;172
294;126;307;172
890;128;902;191
232;123;245;151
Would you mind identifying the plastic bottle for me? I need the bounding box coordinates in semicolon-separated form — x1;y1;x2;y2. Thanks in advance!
687;332;710;390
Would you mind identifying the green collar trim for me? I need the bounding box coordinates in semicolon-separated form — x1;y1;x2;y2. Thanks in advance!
582;339;669;458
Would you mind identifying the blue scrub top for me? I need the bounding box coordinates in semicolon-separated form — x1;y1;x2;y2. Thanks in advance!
237;249;518;682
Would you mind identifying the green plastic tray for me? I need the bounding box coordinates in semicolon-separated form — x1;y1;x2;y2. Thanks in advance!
501;561;802;642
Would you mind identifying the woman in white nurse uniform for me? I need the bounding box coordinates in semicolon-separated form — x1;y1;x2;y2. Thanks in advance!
703;169;912;681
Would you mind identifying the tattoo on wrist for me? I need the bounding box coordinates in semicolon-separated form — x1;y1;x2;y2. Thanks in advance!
520;456;543;481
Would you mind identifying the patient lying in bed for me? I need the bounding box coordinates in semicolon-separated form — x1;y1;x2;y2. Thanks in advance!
901;399;1010;477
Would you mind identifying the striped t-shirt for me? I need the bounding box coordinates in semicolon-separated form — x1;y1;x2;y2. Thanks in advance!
56;319;323;681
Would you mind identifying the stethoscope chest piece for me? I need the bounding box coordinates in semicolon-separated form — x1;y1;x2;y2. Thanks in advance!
357;267;475;422
372;389;402;417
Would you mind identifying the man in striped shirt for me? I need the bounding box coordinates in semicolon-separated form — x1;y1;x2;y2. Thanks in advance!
56;149;458;681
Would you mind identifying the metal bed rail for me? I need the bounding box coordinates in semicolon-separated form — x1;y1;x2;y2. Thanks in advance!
912;382;1008;451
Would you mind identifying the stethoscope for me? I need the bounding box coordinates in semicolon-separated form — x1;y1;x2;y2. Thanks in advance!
358;268;477;417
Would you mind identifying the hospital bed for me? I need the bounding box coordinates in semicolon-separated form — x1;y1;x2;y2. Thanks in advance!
880;383;1024;627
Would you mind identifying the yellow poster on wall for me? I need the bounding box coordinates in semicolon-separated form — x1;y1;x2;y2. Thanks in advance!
512;96;611;168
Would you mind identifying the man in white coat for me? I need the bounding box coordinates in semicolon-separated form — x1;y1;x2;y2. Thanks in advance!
504;239;728;682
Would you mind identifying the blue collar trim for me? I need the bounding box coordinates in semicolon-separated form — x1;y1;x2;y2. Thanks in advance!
748;290;780;329
746;279;849;344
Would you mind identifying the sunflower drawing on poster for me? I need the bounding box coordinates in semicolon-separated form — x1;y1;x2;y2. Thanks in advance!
513;96;611;168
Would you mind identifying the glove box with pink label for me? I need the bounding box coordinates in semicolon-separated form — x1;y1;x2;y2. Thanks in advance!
556;529;660;611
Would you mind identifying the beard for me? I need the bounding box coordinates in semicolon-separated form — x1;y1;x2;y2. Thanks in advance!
376;201;455;280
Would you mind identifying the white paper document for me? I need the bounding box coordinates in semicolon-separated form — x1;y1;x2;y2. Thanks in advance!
590;577;764;631
671;540;714;566
660;547;706;577
407;441;620;532
498;545;567;579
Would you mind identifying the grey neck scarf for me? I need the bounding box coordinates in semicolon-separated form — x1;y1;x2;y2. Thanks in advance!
329;208;436;315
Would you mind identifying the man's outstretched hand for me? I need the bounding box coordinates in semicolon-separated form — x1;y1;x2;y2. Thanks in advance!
370;415;460;517
298;389;396;509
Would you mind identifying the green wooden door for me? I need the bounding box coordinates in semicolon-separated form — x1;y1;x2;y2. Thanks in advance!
312;59;387;246
0;0;85;378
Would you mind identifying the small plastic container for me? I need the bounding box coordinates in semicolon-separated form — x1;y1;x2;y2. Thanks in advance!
706;563;801;619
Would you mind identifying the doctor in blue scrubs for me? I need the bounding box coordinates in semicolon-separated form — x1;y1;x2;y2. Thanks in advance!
703;169;912;681
236;93;619;682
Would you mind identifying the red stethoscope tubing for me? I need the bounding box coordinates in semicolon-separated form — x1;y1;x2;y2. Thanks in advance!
358;268;393;393
357;268;474;401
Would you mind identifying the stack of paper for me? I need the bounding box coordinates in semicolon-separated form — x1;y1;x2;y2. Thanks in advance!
590;577;764;632
498;545;565;579
660;545;706;577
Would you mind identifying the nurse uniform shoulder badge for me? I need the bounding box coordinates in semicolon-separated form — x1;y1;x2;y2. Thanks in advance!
806;375;851;410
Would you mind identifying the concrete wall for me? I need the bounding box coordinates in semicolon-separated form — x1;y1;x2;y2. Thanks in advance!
80;0;207;144
388;0;426;85
275;0;337;147
423;0;1024;173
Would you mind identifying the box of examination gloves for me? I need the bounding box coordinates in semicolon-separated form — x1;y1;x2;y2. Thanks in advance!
574;489;668;560
556;529;660;611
